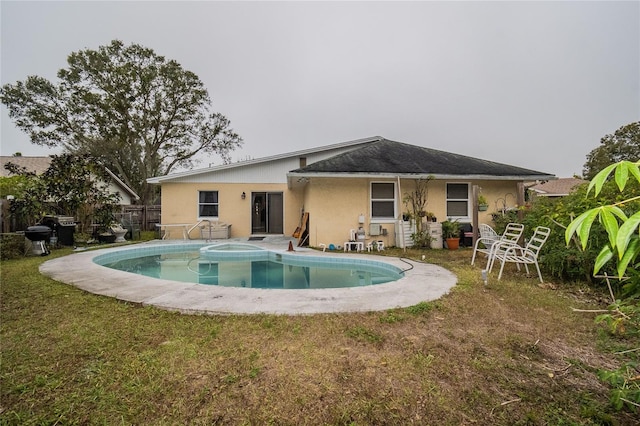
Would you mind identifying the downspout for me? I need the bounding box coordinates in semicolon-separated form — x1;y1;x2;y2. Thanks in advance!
396;175;407;251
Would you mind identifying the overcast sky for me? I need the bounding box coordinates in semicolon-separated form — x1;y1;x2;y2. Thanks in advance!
1;1;638;178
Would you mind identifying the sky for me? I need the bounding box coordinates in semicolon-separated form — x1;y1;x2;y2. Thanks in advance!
1;1;638;178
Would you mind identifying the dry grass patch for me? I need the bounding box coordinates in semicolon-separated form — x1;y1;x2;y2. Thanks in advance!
1;247;638;424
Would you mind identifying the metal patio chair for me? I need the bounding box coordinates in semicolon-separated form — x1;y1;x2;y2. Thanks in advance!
490;226;551;283
471;222;525;266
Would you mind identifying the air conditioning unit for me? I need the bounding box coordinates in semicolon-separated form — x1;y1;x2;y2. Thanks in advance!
369;223;382;236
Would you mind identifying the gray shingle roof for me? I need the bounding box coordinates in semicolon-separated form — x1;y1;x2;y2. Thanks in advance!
529;177;587;196
290;138;554;178
0;156;52;177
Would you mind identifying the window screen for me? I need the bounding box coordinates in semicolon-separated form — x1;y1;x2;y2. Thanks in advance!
371;183;395;218
199;191;219;217
446;183;469;217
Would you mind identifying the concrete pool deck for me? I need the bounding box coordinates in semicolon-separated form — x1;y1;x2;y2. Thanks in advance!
39;237;457;315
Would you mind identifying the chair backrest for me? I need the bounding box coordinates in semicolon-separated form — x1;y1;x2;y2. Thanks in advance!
479;224;499;241
524;226;551;258
501;223;525;243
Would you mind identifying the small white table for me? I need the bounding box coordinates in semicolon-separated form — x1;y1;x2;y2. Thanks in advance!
156;223;191;240
343;241;364;252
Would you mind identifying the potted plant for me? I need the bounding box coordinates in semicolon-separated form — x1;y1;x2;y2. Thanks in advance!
441;220;461;250
478;194;489;211
92;204;118;244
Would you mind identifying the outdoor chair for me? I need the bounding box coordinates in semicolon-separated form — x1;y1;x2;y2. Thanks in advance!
366;240;385;252
471;222;524;266
490;226;551;282
121;216;141;240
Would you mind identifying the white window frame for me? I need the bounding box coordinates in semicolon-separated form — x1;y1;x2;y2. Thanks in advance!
370;182;396;221
446;182;470;220
198;190;219;219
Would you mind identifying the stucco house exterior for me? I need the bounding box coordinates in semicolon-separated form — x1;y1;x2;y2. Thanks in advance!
147;136;555;248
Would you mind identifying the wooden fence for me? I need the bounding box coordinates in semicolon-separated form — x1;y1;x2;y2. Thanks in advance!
119;205;161;232
0;203;161;233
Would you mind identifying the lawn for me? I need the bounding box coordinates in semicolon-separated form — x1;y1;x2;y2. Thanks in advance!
1;245;638;425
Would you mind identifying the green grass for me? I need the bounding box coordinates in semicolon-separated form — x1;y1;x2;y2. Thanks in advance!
1;246;638;424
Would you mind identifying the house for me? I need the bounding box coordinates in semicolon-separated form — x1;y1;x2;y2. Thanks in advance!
528;177;587;199
0;156;140;204
148;137;556;248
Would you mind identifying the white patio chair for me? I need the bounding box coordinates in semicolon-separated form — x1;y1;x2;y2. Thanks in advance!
470;224;499;265
471;222;525;266
491;226;551;282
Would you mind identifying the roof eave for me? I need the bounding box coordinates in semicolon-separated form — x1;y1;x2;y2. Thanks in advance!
286;172;557;181
105;168;140;200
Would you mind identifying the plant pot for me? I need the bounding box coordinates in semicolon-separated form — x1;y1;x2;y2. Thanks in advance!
478;204;488;212
445;237;460;250
98;233;117;244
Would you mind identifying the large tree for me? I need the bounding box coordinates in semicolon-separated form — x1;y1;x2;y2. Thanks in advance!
582;121;640;180
1;40;242;205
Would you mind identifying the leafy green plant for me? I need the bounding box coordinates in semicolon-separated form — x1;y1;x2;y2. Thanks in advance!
0;174;31;199
477;194;487;205
565;159;640;413
520;187;610;281
565;160;640;279
441;220;460;239
598;363;640;411
410;230;432;248
491;210;520;235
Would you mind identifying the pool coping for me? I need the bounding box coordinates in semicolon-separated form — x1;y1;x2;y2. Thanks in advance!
39;237;457;315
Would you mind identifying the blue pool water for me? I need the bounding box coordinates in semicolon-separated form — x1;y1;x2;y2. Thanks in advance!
95;243;403;289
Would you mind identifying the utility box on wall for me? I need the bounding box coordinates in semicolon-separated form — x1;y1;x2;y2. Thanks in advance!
426;222;442;249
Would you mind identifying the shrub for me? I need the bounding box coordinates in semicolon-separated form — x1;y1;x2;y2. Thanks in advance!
0;233;26;259
516;179;640;282
410;230;432;248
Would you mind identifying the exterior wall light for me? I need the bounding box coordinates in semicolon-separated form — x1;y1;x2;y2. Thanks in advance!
241;192;246;200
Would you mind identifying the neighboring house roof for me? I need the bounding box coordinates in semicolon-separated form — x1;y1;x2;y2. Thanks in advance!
288;138;556;181
0;155;140;201
528;177;587;197
0;156;51;176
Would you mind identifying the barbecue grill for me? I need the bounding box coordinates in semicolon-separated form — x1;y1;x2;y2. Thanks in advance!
40;215;76;246
24;225;52;256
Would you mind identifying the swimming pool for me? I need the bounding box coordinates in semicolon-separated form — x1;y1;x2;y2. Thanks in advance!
39;238;458;314
95;243;404;289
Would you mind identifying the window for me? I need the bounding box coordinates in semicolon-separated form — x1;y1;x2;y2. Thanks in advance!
446;183;469;218
198;191;219;217
371;182;395;219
